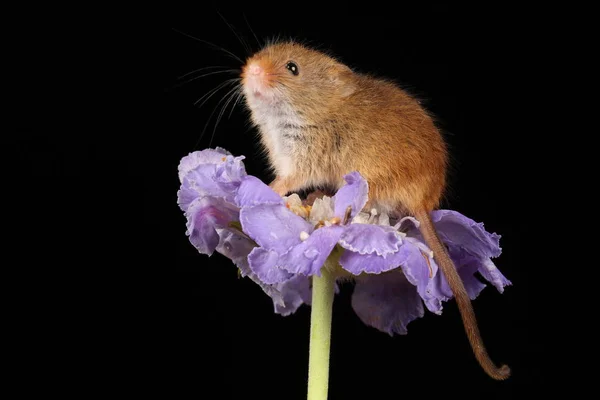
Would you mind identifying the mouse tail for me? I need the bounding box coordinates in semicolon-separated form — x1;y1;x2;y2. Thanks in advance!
414;209;511;381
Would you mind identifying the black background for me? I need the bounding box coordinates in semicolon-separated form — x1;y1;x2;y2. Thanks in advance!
15;3;553;399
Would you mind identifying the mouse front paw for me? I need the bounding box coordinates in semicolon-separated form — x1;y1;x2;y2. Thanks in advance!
269;177;291;196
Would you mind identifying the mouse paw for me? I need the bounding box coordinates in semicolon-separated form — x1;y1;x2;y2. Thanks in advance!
269;177;290;196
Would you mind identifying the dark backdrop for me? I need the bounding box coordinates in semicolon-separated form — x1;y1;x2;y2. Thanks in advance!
15;3;550;399
155;5;543;399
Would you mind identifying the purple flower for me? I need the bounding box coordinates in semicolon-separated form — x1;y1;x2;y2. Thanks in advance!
177;147;247;212
346;211;511;335
177;148;307;314
238;171;404;282
178;148;511;335
177;147;246;255
235;170;510;334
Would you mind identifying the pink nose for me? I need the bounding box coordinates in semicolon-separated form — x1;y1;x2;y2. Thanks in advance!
247;64;262;75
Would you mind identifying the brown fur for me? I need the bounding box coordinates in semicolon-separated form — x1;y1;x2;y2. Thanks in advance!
240;41;510;380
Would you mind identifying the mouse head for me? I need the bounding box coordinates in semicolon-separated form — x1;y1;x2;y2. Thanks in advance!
241;41;355;124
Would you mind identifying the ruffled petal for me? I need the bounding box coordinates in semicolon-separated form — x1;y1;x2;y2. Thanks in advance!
338;224;404;256
235;175;284;207
189;216;220;256
216;230;285;307
427;210;502;259
333;172;369;220
177;147;232;182
183;163;243;205
351;270;425;335
444;244;488;300
247;247;294;284
477;257;512;293
215;229;256;268
394;237;445;314
402;210;509;307
214;154;248;194
182;164;224;197
185;196;239;256
178;149;247;207
278;226;344;276
273;275;312;316
240;204;313;254
177;181;200;212
394;215;420;231
339;246;406;275
338;235;443;316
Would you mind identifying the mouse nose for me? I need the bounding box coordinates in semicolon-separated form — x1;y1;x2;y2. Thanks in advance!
247;64;262;75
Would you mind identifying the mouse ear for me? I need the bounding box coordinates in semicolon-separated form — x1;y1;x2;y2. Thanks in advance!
330;64;356;98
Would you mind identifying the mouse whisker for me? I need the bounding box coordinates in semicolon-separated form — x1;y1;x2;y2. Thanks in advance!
193;78;240;109
227;87;245;120
193;83;238;150
172;69;241;90
196;85;240;149
216;10;253;56
172;28;244;64
242;13;262;49
177;65;231;80
209;86;242;147
193;80;233;109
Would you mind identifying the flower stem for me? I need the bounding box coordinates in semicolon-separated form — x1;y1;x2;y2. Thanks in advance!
307;262;335;400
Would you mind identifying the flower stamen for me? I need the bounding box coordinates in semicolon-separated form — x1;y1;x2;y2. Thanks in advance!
421;250;433;278
343;206;352;224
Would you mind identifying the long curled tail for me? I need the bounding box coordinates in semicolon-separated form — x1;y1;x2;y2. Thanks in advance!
414;209;511;380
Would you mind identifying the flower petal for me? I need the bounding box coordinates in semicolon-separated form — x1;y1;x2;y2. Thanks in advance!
351;270;425;335
404;241;505;313
443;244;490;300
185;196;239;256
177;147;232;182
177;149;247;209
333;171;369;220
394;215;420;231
477;257;512;293
214;154;248;192
216;230;285;307
339;224;404;256
215;229;256;268
278;226;344;276
183;157;246;204
247;247;294;284
240;204;313;254
189;215;220;256
273;275;312;316
427;210;502;259
235;175;283;207
394;237;446;314
339;246;406;275
177;181;200;212
182;164;235;204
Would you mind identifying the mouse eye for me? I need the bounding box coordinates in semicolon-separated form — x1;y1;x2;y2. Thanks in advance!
285;61;299;76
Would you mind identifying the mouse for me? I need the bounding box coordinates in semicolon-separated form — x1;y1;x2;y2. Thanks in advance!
238;40;510;380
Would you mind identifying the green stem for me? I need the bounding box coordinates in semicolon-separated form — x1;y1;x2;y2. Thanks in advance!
307;262;336;400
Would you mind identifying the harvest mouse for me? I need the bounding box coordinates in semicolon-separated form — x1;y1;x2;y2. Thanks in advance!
239;41;510;380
